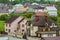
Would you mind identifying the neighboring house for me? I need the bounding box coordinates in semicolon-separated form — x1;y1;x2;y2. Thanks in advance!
31;3;39;5
27;16;60;37
45;6;57;16
24;2;31;7
35;12;47;16
5;16;27;36
34;6;45;12
13;4;28;13
8;9;15;13
0;4;12;15
44;36;60;40
33;6;47;16
13;4;24;10
27;5;39;12
15;7;28;12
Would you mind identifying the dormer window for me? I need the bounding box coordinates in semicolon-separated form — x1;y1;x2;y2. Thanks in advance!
50;23;57;28
52;23;57;27
45;23;48;27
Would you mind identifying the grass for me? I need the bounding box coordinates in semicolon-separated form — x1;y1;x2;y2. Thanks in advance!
0;21;5;31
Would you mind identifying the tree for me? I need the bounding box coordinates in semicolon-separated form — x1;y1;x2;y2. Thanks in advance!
0;14;9;21
0;0;10;4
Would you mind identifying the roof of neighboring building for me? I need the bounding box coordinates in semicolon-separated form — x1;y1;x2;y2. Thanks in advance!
44;36;60;40
51;27;60;31
34;6;45;9
28;5;39;9
0;4;12;13
15;7;27;12
36;31;56;34
5;16;19;23
35;12;47;16
31;3;39;5
28;16;57;27
18;18;25;24
46;6;57;10
14;4;23;7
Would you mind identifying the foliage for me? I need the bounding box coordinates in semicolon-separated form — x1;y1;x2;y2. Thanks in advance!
47;15;57;21
0;0;10;4
17;12;34;18
0;21;4;31
0;14;9;21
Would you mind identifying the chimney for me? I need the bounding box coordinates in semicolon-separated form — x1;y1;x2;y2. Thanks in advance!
45;16;48;22
35;16;39;22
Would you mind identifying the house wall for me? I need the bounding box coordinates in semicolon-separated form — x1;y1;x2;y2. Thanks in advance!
5;23;10;32
19;19;27;35
48;11;57;16
30;26;38;36
5;17;23;35
34;9;44;12
45;8;57;16
59;31;60;35
41;34;56;37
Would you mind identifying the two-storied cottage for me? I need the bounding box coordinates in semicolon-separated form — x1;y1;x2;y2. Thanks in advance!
5;16;27;36
27;16;60;38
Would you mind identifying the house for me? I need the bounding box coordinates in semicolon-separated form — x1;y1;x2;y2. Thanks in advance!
13;4;28;13
35;12;47;16
31;3;39;5
5;16;27;36
33;6;47;16
0;4;12;15
44;36;60;40
27;16;60;38
13;4;24;10
45;6;57;16
8;9;15;13
24;2;31;7
27;5;39;12
34;6;45;12
15;7;28;12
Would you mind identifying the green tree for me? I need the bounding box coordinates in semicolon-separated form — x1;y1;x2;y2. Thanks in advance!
0;0;10;4
0;14;9;21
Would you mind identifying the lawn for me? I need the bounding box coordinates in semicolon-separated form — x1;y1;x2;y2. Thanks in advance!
0;21;5;31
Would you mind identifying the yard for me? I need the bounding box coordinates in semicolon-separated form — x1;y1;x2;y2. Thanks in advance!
0;21;5;32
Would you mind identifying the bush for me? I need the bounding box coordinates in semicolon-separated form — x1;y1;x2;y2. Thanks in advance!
0;14;9;21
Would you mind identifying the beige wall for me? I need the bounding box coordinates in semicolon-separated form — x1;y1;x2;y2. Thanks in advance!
5;17;25;34
41;34;56;37
30;26;38;36
19;19;27;34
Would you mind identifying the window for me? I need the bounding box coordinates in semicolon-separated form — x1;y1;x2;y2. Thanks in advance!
22;24;24;27
45;23;48;27
22;29;24;32
14;30;16;32
8;29;10;32
6;29;7;31
6;24;7;27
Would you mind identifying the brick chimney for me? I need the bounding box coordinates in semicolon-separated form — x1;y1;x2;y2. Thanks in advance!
45;16;48;22
35;16;39;22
